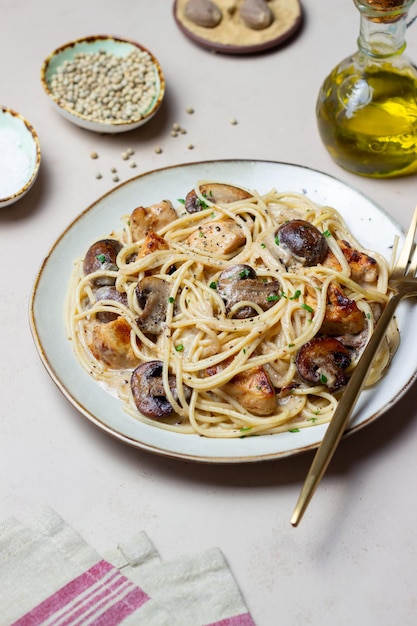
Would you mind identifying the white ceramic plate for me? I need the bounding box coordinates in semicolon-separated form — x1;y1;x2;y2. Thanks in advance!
30;160;417;463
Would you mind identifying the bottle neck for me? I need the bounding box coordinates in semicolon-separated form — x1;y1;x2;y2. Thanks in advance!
354;0;414;58
358;11;409;57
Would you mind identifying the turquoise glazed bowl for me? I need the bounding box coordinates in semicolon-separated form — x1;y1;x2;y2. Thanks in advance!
0;107;41;207
41;35;165;134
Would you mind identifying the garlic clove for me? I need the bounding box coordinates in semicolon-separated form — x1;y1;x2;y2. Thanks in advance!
184;0;222;28
240;0;274;30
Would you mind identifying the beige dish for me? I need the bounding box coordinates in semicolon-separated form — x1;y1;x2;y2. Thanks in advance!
174;0;303;54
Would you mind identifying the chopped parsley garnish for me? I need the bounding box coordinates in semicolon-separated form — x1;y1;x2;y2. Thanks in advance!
290;290;301;300
177;198;185;204
168;296;175;303
288;428;300;433
175;344;184;352
96;254;106;263
323;229;331;238
209;281;217;290
301;303;314;313
320;374;328;384
197;198;208;209
239;267;251;279
267;295;280;302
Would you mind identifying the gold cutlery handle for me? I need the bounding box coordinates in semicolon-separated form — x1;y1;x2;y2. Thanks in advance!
291;291;403;527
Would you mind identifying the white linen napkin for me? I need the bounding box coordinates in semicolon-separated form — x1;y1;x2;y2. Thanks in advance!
0;507;255;625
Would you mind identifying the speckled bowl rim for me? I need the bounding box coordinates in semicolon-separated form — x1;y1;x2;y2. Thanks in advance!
173;0;303;55
0;106;41;207
40;35;165;131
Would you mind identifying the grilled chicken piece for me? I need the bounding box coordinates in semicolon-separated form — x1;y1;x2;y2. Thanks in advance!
206;360;276;416
187;219;246;254
89;317;139;369
324;240;378;284
321;283;365;336
130;200;177;241
226;366;276;415
305;282;365;336
137;230;169;258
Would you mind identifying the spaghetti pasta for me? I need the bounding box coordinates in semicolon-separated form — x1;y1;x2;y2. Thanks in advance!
66;182;397;438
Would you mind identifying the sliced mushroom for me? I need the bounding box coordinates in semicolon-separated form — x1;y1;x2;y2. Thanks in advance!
275;220;329;267
217;264;281;318
94;286;128;323
131;360;191;419
185;183;251;213
130;200;177;241
135;276;169;335
296;337;351;392
83;239;123;285
184;0;222;27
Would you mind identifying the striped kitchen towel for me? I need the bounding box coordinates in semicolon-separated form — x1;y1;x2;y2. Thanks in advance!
0;508;255;626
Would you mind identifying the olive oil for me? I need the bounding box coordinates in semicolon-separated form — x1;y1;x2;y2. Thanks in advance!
316;0;417;178
317;65;417;177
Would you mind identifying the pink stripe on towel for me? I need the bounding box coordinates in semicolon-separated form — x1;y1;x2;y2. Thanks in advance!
11;560;150;626
206;614;256;626
91;587;151;625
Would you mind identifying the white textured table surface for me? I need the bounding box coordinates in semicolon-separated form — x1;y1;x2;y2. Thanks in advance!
2;1;417;624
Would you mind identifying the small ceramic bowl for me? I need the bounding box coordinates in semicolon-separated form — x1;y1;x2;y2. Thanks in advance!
0;107;41;208
41;35;165;134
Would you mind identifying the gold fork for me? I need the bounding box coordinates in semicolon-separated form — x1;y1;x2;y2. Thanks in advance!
291;203;417;527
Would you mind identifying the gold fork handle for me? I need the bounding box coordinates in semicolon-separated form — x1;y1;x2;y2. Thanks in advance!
291;291;404;527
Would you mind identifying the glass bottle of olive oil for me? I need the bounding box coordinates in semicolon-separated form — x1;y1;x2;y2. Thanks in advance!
316;0;417;178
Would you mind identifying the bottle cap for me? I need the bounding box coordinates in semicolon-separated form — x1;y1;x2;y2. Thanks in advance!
354;0;414;22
